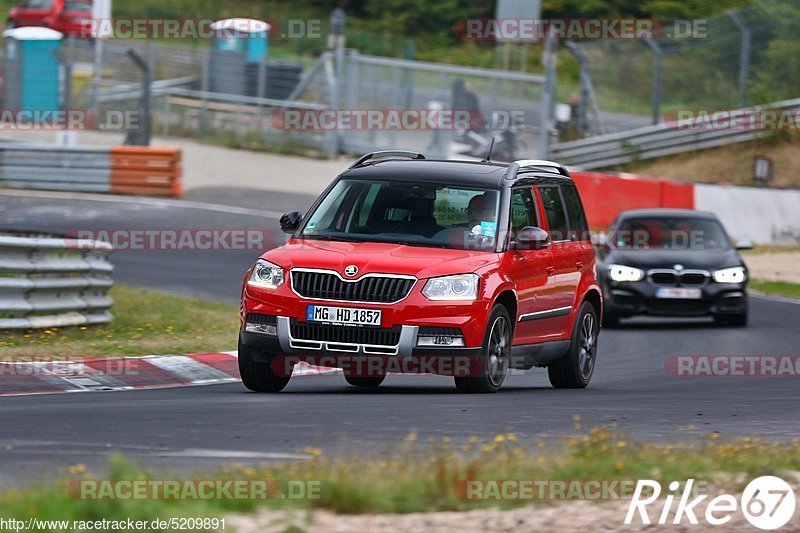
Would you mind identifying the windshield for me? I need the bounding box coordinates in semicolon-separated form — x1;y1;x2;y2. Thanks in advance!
64;2;92;11
613;216;732;250
300;179;501;251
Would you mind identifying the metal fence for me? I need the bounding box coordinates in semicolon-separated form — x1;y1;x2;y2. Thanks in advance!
290;50;550;158
550;97;800;169
570;4;800;131
0;233;114;330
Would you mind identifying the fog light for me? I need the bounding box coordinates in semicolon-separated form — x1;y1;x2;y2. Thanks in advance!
245;322;277;336
417;335;465;347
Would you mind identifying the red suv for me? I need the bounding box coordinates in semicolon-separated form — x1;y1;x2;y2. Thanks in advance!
239;152;602;393
7;0;93;37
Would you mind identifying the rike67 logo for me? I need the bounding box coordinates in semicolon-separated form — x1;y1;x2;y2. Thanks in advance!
626;476;796;530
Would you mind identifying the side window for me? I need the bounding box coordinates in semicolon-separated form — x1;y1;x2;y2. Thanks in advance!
561;184;589;241
510;188;538;232
538;186;569;242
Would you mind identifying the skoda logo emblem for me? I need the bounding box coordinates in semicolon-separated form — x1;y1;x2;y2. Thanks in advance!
344;265;358;277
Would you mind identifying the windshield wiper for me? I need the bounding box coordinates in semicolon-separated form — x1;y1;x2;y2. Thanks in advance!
300;235;353;242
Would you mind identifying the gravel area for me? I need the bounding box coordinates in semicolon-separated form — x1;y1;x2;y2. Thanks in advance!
744;252;800;284
227;490;800;532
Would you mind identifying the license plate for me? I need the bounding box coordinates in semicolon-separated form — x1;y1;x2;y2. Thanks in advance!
656;288;702;299
306;305;382;327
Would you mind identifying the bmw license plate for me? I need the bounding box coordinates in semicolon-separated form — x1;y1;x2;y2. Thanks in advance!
656;288;702;299
307;305;382;327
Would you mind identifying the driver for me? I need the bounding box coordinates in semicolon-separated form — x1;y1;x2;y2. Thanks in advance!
466;194;496;228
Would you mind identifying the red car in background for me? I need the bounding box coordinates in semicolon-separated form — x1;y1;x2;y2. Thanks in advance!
7;0;93;37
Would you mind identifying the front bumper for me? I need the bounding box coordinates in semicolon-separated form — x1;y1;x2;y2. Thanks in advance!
240;318;483;359
242;279;493;349
603;279;748;317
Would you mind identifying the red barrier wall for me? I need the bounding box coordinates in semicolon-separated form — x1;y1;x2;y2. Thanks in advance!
571;171;695;229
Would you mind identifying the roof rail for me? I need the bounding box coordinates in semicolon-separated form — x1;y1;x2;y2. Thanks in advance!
349;151;426;169
506;159;570;180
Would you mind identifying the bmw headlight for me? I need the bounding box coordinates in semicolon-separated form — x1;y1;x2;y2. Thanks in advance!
713;266;746;284
607;264;645;282
248;259;285;289
422;274;479;301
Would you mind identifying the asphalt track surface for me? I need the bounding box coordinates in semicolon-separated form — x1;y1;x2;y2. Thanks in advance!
1;189;799;487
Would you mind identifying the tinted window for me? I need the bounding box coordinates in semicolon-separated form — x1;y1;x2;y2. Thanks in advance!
614;216;732;250
510;188;538;232
538;186;568;241
561;185;589;241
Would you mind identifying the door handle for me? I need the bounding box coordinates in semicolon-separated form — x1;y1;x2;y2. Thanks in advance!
546;266;555;276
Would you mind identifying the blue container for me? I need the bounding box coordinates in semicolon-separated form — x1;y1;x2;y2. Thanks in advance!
3;27;63;111
211;18;270;61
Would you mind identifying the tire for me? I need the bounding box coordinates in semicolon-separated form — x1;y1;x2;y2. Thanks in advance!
714;312;748;327
454;305;512;393
237;338;291;392
548;301;599;389
602;310;620;328
345;375;386;388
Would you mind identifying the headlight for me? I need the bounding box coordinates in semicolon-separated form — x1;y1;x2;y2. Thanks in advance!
248;259;285;289
713;266;746;283
422;274;479;301
607;264;645;282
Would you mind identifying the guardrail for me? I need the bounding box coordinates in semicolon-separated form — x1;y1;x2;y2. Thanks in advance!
551;98;800;169
0;233;114;330
0;144;183;197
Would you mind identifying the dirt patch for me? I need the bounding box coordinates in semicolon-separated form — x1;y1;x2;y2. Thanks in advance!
744;252;800;284
621;134;800;188
228;489;800;532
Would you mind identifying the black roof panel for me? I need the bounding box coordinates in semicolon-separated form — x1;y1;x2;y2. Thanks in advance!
340;159;572;188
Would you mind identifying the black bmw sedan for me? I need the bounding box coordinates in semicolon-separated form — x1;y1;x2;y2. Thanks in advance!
596;208;751;328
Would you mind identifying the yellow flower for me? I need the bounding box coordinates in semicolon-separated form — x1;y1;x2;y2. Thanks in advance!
494;434;505;443
468;435;479;444
68;464;87;475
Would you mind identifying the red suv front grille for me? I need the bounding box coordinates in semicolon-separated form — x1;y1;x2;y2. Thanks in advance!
291;271;415;303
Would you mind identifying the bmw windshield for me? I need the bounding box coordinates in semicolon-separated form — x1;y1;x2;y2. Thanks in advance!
300;179;501;251
613;216;732;250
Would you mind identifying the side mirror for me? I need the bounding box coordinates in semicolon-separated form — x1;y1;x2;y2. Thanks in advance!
591;232;608;248
735;238;754;251
279;211;303;234
514;226;551;250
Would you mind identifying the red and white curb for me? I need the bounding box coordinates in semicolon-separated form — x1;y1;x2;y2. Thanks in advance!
0;352;337;397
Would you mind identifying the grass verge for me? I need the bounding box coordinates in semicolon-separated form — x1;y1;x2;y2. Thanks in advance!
0;286;239;359
2;427;800;529
750;280;800;299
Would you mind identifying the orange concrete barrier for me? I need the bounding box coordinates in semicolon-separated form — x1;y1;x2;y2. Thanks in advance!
110;147;183;197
